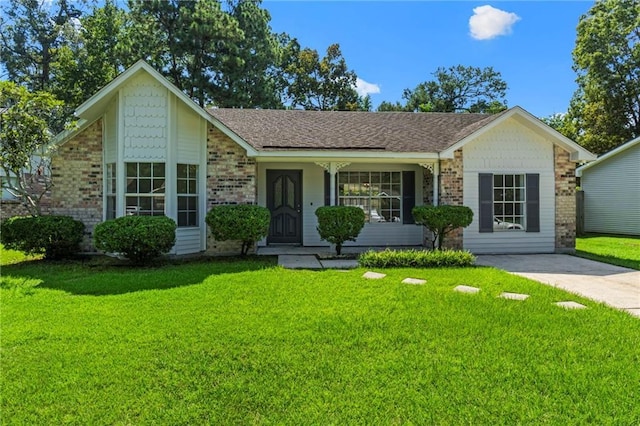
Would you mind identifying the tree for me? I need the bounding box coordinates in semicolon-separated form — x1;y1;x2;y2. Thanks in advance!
0;0;84;93
0;81;65;216
412;205;473;250
53;0;128;109
377;101;406;112
569;0;640;155
402;65;508;113
540;113;578;142
285;43;359;110
126;0;244;107
214;0;285;108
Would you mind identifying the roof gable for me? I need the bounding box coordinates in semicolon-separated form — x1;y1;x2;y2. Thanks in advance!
57;60;258;155
440;106;596;161
576;136;640;177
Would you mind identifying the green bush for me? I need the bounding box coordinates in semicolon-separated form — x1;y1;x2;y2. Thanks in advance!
412;205;474;250
0;215;85;259
94;215;176;264
358;248;476;268
315;206;366;255
205;204;270;255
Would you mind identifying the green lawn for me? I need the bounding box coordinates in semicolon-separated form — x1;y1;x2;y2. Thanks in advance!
2;252;639;424
576;234;640;270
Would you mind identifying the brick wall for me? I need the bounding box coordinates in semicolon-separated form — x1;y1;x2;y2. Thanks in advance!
0;201;31;221
50;120;103;252
205;125;258;255
438;149;464;249
554;145;576;251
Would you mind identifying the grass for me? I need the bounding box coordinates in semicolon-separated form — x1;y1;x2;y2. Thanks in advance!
1;250;640;424
575;233;640;270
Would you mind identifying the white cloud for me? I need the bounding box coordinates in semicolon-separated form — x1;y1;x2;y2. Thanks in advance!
469;5;520;40
355;77;381;97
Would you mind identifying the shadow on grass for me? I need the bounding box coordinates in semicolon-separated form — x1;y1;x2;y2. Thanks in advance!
573;250;640;271
0;255;278;296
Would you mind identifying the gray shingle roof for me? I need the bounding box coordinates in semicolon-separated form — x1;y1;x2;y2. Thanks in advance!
207;108;507;153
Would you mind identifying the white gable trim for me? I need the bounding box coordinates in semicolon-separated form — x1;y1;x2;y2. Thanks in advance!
576;136;640;177
59;60;258;156
440;106;596;162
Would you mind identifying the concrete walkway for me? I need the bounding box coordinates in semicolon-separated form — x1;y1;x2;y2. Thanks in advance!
477;254;640;318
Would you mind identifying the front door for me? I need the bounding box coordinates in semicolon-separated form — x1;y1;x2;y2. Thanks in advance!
266;170;302;244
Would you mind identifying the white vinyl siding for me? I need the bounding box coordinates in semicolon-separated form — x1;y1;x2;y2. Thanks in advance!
581;142;640;236
256;163;423;247
463;118;556;253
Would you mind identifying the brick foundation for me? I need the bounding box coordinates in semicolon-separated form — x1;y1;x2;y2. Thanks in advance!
554;146;577;252
205;125;257;255
50;120;104;252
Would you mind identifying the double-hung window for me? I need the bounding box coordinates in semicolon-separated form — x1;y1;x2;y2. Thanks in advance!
479;173;539;233
177;164;198;227
125;162;165;216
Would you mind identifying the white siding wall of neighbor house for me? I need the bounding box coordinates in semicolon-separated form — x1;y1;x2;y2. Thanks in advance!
581;142;640;236
116;71;205;254
463;118;556;253
256;162;423;247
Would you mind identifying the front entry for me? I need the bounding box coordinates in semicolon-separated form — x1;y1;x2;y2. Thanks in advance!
266;170;302;244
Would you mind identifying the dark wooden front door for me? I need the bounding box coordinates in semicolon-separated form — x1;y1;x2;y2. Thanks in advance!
266;170;302;244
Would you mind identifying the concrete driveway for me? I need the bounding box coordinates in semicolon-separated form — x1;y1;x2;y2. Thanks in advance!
476;254;640;318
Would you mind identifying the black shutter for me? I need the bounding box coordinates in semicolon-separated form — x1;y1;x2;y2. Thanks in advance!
402;171;415;224
479;173;493;233
324;171;330;206
526;173;540;232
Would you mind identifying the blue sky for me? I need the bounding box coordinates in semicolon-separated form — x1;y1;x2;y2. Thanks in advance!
262;1;595;118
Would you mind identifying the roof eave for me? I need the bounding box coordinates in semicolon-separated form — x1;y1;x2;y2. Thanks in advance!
576;135;640;177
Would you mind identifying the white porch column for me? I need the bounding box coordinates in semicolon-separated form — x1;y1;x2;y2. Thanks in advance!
315;161;351;206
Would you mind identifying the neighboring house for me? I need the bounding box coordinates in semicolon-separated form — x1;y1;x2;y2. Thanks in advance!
51;60;595;255
576;137;640;236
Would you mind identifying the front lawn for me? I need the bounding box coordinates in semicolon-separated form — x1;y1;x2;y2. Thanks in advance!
2;255;639;424
576;234;640;270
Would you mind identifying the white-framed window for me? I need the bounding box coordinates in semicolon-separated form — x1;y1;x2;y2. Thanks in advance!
125;162;165;216
105;163;116;219
493;174;525;231
176;164;198;227
338;171;402;223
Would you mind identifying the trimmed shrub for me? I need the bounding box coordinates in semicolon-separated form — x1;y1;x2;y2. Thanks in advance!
205;204;270;255
412;205;474;250
358;248;476;268
0;215;85;259
315;206;365;255
94;215;176;264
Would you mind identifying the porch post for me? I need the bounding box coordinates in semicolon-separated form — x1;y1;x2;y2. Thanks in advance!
419;161;439;206
315;161;351;206
433;161;439;206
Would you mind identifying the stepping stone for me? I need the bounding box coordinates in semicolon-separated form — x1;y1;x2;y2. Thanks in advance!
555;301;587;310
402;278;426;285
499;292;530;301
454;285;480;294
362;271;386;279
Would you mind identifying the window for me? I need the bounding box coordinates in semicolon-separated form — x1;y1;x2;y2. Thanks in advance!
493;174;525;230
338;171;402;223
125;162;165;216
0;176;18;201
106;164;116;219
479;173;539;233
177;164;198;227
